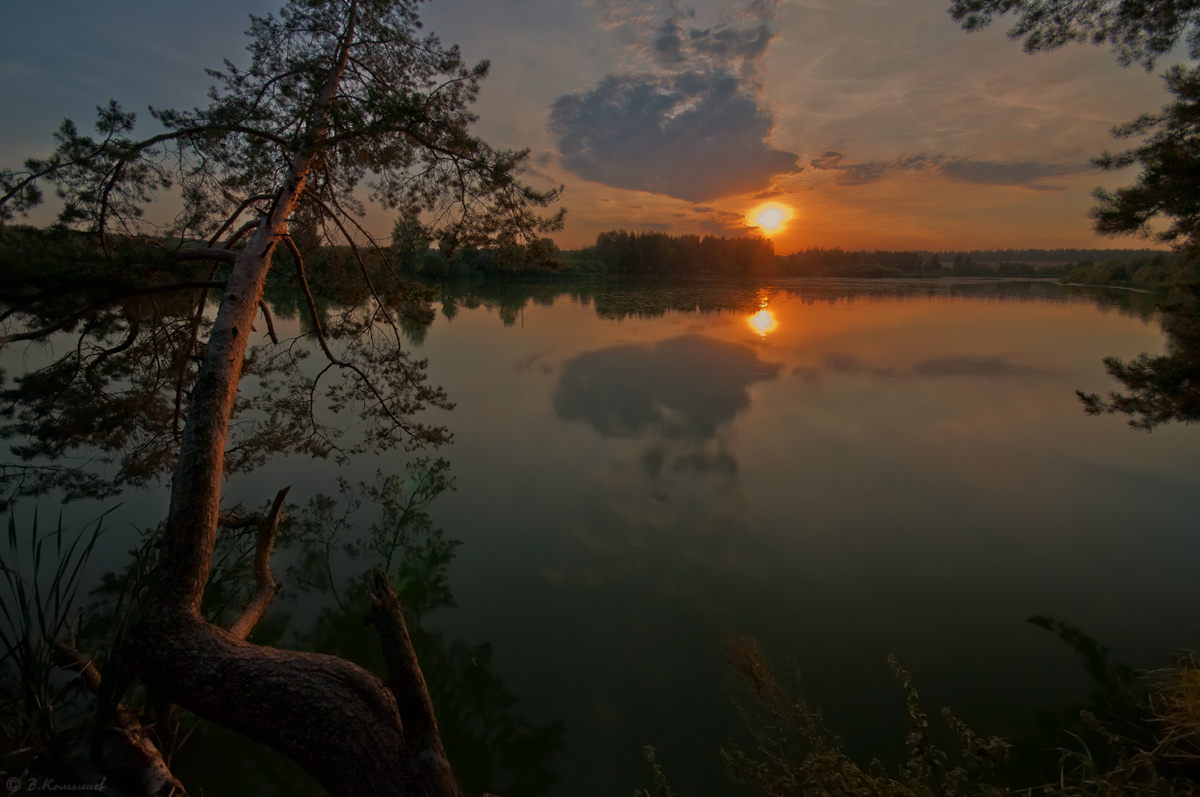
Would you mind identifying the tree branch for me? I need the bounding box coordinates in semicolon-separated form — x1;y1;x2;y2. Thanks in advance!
304;189;400;335
259;300;280;345
286;232;426;441
1;161;64;208
228;486;289;641
207;193;276;247
221;219;261;251
94;124;293;240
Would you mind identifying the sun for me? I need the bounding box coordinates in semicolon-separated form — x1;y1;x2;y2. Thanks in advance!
749;202;792;234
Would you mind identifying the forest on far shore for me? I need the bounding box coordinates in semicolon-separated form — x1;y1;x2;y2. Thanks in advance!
390;226;1176;283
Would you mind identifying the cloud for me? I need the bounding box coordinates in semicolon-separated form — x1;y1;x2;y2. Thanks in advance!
690;204;756;235
588;0;661;29
809;150;1090;191
809;151;937;186
938;159;1086;189
792;353;896;382
652;12;775;77
551;0;800;202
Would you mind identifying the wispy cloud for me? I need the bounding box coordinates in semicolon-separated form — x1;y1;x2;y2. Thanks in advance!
911;356;1051;377
792;353;1051;382
808;149;1091;191
690;205;756;235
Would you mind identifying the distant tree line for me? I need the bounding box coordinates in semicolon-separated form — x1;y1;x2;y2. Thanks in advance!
953;248;1164;263
1063;251;1186;291
574;230;776;277
392;227;1172;281
778;248;929;277
561;235;1166;279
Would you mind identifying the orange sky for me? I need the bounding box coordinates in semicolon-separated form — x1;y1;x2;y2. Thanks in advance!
0;0;1173;254
422;0;1168;253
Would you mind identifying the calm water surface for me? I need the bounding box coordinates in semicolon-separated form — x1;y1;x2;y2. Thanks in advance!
11;279;1200;795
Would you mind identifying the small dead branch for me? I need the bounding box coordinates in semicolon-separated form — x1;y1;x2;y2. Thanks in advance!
228;487;290;641
259;300;279;344
283;233;337;361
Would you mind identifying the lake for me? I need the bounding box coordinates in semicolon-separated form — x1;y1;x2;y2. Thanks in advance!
5;277;1200;796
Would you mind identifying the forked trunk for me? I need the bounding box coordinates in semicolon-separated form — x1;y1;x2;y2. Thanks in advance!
123;4;462;794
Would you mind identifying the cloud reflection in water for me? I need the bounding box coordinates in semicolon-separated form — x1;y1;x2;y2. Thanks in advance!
553;335;781;441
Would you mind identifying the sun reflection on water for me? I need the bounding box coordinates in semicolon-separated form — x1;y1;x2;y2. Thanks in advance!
748;309;777;336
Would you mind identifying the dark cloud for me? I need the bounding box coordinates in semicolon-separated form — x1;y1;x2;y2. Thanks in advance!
809;151;937;186
553;335;781;440
551;0;798;202
641;440;738;479
652;14;775;75
690;204;755;235
809;150;1089;191
550;71;799;202
938;159;1086;189
593;0;784;70
792;353;896;382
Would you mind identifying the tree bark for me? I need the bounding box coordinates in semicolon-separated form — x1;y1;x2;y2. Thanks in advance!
123;4;462;794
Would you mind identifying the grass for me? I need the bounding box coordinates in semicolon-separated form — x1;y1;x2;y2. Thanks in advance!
1152;655;1200;765
638;636;1200;797
0;508;106;777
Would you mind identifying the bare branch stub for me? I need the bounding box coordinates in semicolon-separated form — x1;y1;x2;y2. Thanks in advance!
228;486;290;641
259;300;280;345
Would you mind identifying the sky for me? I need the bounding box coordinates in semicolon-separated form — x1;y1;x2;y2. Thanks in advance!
0;0;1175;253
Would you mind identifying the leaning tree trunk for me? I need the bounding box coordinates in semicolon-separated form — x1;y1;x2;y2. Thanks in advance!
123;5;461;795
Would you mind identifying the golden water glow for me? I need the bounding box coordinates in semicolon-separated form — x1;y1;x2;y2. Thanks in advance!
748;309;778;336
749;202;793;234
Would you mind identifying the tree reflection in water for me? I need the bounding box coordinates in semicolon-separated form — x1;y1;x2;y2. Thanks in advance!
79;459;564;796
0;238;450;510
1079;280;1200;429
